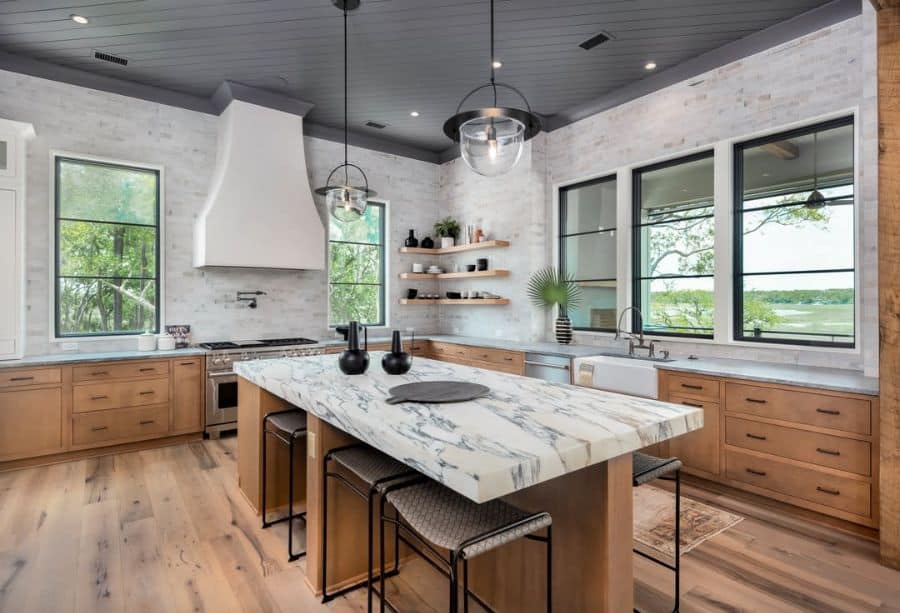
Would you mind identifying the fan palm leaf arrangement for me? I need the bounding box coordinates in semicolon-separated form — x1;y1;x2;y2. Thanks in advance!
527;267;582;310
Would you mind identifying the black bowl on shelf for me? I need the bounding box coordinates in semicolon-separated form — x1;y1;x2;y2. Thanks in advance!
466;264;477;272
446;292;462;300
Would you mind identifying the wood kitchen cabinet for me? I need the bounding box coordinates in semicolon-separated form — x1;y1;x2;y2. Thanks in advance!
171;357;204;434
659;371;722;478
0;370;64;462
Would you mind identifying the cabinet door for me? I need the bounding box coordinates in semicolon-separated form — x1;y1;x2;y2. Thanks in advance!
666;394;721;476
0;189;18;358
0;388;63;461
172;358;203;433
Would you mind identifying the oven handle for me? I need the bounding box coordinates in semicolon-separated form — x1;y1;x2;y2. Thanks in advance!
208;371;237;378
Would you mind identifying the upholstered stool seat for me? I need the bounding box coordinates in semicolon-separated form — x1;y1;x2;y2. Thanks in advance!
633;452;682;486
330;445;412;491
264;411;307;438
261;409;308;562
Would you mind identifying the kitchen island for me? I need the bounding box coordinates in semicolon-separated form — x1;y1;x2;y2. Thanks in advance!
234;352;702;612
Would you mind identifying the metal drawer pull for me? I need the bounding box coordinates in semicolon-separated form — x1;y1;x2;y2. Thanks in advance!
816;447;841;456
816;486;840;496
139;419;155;425
91;426;108;432
745;397;767;404
523;360;570;370
9;376;35;381
90;395;108;400
681;401;703;408
745;468;767;477
504;357;514;361
179;361;195;366
680;383;703;390
746;433;767;441
139;390;155;395
91;371;109;376
816;408;841;416
139;367;156;372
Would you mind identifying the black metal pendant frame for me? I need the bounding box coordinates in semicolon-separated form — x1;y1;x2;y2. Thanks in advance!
442;0;542;145
314;1;376;200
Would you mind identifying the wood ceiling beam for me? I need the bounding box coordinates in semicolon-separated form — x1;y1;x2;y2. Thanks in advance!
877;1;900;571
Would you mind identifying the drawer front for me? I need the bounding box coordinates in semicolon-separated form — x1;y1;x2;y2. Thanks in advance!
73;378;170;413
429;342;468;359
726;448;870;518
0;367;61;388
665;373;720;400
725;383;871;435
72;404;169;446
466;346;524;369
726;416;871;476
467;358;523;376
73;360;169;382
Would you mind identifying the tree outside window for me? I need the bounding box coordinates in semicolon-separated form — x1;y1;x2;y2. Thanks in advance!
328;202;385;327
55;157;160;337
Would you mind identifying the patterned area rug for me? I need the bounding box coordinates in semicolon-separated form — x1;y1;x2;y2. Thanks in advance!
634;485;743;560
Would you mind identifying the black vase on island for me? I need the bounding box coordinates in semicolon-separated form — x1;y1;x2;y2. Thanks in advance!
382;330;413;375
338;321;369;375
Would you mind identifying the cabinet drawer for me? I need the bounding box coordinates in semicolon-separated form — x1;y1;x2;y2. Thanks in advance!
430;342;468;359
0;367;61;388
73;378;170;413
725;383;871;435
466;346;524;369
72;404;169;446
726;416;871;476
665;373;720;400
73;360;169;382
726;448;870;518
467;358;523;376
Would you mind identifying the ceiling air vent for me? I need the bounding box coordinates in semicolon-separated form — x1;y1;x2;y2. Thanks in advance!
365;121;387;129
579;31;613;50
93;50;128;66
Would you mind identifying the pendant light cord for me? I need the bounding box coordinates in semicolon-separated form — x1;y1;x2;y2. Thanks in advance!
343;7;349;184
490;0;497;106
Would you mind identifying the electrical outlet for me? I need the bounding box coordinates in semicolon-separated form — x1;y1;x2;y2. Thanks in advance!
60;342;79;352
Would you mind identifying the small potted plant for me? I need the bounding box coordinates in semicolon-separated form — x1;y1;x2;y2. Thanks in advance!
527;267;583;344
433;217;461;249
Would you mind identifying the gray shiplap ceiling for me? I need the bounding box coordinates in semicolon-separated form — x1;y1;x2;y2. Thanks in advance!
0;0;838;153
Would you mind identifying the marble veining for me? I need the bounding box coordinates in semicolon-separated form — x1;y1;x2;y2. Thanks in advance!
234;353;702;502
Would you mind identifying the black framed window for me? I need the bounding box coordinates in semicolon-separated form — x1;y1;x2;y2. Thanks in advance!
734;117;855;347
328;201;386;326
559;175;618;331
54;156;161;337
632;151;715;338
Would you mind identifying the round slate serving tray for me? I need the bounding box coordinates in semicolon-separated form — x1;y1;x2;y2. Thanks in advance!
385;381;490;405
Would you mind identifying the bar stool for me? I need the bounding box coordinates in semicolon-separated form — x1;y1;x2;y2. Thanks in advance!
321;444;417;610
632;452;683;613
378;479;553;613
261;409;308;562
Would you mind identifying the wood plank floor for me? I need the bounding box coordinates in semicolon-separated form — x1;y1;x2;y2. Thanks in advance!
0;437;898;613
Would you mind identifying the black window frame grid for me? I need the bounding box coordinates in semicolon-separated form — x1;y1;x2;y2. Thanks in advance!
732;115;856;349
632;150;716;339
558;174;618;333
327;200;387;328
54;155;162;339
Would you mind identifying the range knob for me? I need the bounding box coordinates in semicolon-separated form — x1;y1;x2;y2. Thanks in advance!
212;356;223;366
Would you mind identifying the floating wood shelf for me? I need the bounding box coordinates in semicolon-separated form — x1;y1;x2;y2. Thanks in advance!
399;240;510;255
399;269;510;280
399;298;510;306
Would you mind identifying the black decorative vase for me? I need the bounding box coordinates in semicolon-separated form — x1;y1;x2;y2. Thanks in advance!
382;331;413;375
339;321;369;375
420;236;434;249
404;229;419;248
555;315;573;345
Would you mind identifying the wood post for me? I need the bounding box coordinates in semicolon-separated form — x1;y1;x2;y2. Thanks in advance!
876;0;900;570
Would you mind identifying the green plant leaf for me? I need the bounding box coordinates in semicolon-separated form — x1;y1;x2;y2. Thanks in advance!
527;267;582;309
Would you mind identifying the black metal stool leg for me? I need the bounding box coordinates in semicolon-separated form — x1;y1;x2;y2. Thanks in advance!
673;470;681;613
288;434;297;561
261;423;268;528
367;488;375;613
546;525;553;613
463;558;469;613
449;551;459;613
379;494;387;613
322;454;330;596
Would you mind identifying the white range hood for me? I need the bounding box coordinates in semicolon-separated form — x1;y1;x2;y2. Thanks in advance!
194;99;325;269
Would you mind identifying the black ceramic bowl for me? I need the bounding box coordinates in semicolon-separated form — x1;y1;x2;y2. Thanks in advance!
466;264;477;272
406;288;418;299
446;291;462;300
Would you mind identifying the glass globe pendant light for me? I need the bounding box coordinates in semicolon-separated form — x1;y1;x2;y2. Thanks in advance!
314;0;375;221
443;0;541;177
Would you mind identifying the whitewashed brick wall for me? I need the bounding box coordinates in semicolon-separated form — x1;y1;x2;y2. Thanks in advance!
0;69;439;355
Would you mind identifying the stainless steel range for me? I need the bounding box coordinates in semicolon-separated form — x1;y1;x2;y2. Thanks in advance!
200;337;323;438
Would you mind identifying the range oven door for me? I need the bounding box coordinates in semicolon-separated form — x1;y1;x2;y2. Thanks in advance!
206;371;239;429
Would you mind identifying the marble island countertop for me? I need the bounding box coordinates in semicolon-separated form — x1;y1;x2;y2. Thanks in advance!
233;352;703;503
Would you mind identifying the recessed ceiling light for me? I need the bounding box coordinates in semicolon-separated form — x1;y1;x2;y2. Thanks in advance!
645;61;657;71
410;111;420;117
492;60;502;69
71;14;89;24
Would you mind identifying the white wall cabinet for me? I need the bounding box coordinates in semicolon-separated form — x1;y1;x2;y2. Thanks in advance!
0;121;35;360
